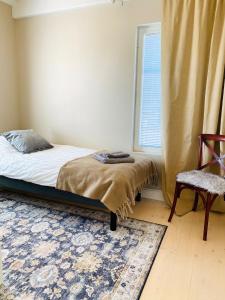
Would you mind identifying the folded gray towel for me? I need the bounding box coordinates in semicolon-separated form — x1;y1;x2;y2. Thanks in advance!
97;151;130;159
107;151;130;159
94;154;135;164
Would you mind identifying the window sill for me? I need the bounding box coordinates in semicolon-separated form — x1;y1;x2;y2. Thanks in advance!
133;148;162;157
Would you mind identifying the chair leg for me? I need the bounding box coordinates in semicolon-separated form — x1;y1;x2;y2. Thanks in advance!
192;192;199;211
168;182;180;222
203;194;211;241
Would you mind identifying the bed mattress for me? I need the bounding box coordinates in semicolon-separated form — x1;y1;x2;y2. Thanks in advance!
0;137;95;187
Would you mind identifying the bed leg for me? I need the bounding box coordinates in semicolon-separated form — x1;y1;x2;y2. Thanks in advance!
110;212;117;231
135;192;141;202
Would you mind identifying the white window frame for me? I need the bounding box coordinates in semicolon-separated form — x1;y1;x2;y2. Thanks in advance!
133;23;161;155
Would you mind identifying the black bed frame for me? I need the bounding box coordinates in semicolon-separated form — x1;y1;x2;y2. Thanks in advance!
0;176;141;231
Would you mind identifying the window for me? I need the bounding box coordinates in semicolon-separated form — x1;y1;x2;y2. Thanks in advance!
134;23;161;153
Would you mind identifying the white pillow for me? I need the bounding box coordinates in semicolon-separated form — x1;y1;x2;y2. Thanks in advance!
0;136;18;154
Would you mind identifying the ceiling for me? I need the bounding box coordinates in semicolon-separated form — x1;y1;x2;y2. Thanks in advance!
1;0;15;6
1;0;125;19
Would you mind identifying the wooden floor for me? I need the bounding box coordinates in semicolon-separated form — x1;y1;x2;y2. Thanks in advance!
131;198;225;300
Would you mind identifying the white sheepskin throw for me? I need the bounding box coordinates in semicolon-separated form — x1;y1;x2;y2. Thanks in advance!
177;170;225;195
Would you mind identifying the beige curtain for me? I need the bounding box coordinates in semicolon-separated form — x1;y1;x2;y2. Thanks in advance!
162;0;225;214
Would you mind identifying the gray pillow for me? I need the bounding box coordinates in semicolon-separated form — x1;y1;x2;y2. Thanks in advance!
2;129;53;154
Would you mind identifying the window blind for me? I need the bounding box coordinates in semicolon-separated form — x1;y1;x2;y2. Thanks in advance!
138;32;161;148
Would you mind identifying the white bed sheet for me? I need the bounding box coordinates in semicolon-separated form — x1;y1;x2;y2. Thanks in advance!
0;137;96;187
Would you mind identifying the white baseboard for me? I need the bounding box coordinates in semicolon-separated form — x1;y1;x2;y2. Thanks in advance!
141;188;164;202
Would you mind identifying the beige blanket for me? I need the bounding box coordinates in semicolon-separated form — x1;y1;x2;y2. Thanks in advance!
56;155;158;218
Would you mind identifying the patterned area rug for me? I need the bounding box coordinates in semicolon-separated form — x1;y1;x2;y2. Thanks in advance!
0;192;167;300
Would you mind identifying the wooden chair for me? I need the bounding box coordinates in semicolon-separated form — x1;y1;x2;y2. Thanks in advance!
168;134;225;241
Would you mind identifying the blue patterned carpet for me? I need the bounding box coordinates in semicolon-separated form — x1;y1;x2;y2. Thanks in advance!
0;192;167;300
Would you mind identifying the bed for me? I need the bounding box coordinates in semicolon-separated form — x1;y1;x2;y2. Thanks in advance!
0;136;154;230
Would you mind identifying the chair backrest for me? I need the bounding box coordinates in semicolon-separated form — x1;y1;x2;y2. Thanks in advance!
198;134;225;172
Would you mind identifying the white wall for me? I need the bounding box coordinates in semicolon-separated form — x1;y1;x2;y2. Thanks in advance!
0;2;19;131
16;0;162;151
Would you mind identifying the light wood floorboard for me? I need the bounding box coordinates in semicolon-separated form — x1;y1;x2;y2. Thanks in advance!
130;198;225;300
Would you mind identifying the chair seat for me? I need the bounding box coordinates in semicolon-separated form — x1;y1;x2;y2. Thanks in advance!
177;170;225;195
